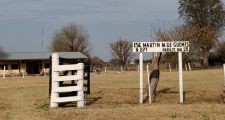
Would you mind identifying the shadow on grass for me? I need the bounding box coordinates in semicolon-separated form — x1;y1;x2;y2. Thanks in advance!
39;103;49;111
58;96;103;108
85;96;103;105
158;88;178;94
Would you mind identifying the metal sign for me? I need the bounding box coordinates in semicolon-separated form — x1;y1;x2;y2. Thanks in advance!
133;41;189;52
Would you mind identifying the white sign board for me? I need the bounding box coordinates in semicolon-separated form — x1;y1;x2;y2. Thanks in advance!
133;41;189;53
134;41;189;104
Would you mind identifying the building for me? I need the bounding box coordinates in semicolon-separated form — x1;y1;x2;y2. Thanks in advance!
0;52;88;76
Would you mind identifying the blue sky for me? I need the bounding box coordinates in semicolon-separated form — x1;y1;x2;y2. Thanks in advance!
0;0;182;61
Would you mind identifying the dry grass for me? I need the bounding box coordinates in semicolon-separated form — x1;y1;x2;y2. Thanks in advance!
0;69;225;120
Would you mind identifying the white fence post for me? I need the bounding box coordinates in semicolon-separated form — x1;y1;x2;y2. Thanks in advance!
105;66;107;75
77;63;84;107
146;64;151;104
169;64;172;72
22;65;26;79
3;66;5;79
188;63;191;71
121;66;123;73
139;53;143;104
178;52;184;104
50;53;85;108
50;53;60;108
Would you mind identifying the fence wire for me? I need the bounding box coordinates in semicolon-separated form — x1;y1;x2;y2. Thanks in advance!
84;85;225;106
85;88;141;105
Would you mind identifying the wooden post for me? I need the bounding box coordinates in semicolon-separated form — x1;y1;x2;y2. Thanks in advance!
224;64;225;84
178;52;183;103
185;64;188;71
50;53;85;108
105;66;107;74
21;64;26;79
147;64;151;104
139;53;143;104
188;63;191;71
42;60;45;77
22;71;24;79
3;66;5;79
169;64;172;72
77;63;84;107
23;64;26;78
50;53;59;108
44;70;46;77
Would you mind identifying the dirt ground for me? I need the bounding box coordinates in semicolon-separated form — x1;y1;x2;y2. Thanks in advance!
1;69;225;120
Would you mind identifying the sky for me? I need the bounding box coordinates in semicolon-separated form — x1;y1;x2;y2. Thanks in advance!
0;0;182;61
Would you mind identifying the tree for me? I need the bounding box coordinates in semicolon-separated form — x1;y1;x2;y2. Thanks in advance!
110;39;133;70
191;26;216;68
216;41;225;63
49;22;90;56
153;25;200;66
179;0;225;35
90;56;104;72
91;56;104;65
178;0;225;68
108;59;120;65
148;26;199;101
91;56;104;67
209;40;225;65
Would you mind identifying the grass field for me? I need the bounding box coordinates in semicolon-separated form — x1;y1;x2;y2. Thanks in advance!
0;69;225;120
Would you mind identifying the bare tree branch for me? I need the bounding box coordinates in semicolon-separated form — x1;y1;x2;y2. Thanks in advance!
110;39;134;70
49;21;90;57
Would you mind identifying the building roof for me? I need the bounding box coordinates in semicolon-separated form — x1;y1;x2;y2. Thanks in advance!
0;52;88;60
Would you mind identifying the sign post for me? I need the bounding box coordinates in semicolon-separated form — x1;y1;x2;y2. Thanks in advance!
133;41;189;104
178;52;183;103
139;53;143;104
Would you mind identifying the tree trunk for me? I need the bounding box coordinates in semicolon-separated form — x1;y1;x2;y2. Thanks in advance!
149;52;161;101
202;50;209;69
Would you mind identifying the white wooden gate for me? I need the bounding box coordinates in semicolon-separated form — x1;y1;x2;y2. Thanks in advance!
50;53;84;108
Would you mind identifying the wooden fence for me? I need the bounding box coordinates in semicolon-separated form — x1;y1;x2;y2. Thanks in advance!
50;53;84;108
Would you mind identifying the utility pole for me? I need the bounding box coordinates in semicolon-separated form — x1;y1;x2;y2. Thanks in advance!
42;27;44;50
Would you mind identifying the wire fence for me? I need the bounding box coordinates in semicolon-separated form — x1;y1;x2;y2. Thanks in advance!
84;86;225;106
95;63;224;72
85;88;140;105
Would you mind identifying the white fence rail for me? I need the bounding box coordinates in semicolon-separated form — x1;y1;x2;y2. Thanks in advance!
50;53;84;108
